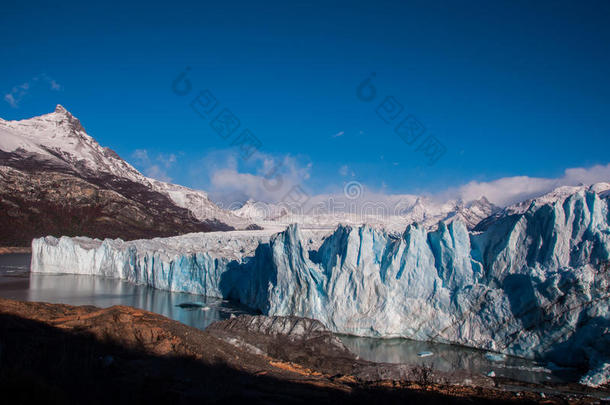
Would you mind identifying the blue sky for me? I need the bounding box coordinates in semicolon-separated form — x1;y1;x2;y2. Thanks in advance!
1;0;609;205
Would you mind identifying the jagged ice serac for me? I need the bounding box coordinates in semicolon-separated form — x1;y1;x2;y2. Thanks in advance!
32;183;610;386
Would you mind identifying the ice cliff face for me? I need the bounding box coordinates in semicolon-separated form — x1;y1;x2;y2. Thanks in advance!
32;184;610;384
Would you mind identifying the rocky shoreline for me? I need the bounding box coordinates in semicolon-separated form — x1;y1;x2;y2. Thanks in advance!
0;298;607;404
0;247;31;254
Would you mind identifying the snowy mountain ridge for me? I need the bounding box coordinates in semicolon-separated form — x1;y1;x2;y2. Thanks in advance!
0;105;250;230
0;105;144;183
1;105;607;237
232;194;499;232
6;105;591;234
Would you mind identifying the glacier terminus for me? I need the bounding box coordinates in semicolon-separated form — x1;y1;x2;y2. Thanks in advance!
32;184;610;386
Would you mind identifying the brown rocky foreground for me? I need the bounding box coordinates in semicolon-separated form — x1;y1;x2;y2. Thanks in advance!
0;298;606;404
0;247;31;254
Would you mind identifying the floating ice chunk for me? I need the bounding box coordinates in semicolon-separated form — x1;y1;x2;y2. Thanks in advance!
417;351;434;358
580;363;610;387
484;352;507;362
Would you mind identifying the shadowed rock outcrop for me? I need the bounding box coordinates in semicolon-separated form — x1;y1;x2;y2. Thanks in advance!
3;298;598;404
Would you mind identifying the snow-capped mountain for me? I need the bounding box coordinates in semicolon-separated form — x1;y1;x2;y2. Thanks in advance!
233;199;289;221
232;194;499;232
0;105;253;245
147;178;254;229
1;105;252;226
443;196;498;229
0;104;503;242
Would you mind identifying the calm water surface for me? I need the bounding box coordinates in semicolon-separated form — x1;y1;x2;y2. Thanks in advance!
0;254;579;385
0;254;255;330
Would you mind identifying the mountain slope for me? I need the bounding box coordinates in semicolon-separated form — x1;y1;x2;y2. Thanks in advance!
0;105;252;245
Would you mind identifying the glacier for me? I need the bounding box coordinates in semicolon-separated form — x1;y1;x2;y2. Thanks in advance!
31;184;610;385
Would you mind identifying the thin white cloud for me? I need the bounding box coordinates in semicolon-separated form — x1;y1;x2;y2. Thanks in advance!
338;164;355;177
157;153;177;168
131;149;176;182
297;163;610;218
3;74;62;108
4;94;17;108
132;149;149;162
446;163;610;206
50;80;61;90
332;131;345;138
185;145;610;216
143;165;172;182
194;150;313;206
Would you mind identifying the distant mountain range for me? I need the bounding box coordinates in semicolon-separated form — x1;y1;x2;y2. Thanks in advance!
2;105;604;247
232;194;499;232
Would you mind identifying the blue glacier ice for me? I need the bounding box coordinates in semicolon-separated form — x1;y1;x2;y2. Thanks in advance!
32;184;610;385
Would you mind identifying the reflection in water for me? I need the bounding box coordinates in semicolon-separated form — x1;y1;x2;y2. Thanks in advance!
338;335;579;384
0;254;256;331
28;273;258;330
0;254;580;384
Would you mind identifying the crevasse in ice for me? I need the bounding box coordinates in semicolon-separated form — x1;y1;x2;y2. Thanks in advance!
31;186;610;385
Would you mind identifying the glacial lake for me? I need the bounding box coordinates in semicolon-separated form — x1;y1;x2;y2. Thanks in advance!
0;253;580;385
